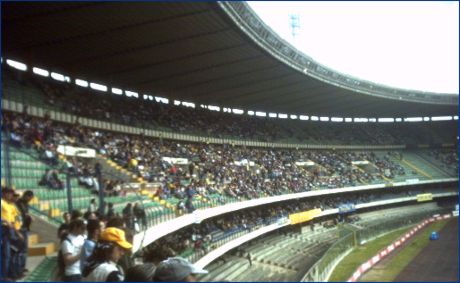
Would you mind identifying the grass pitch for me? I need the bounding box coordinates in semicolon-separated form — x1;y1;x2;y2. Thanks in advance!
328;220;448;282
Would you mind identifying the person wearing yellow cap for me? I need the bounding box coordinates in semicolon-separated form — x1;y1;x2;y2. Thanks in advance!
82;227;132;282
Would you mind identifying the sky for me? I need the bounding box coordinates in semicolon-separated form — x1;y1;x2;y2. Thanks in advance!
247;1;459;94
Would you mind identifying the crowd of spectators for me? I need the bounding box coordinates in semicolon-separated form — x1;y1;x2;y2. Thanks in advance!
428;149;459;172
1;169;454;282
2;54;457;283
2;108;128;196
1;184;206;282
2;110;416;209
4;69;457;146
138;187;429;267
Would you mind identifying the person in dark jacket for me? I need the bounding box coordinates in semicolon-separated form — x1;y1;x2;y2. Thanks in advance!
133;203;146;230
124;263;156;282
15;191;34;275
106;203;115;220
122;203;133;231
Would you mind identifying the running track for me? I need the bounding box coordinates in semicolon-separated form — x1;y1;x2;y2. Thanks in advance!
394;218;459;282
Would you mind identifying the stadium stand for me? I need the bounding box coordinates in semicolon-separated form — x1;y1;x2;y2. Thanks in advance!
1;67;457;281
198;202;447;282
2;107;456;225
1;2;457;282
2;68;457;146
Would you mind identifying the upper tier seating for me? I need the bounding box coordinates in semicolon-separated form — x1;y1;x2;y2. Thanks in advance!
2;68;457;146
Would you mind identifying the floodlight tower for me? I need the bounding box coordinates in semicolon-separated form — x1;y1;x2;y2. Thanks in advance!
289;14;300;39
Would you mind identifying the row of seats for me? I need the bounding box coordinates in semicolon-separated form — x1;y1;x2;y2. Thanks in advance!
2;144;167;223
199;228;338;282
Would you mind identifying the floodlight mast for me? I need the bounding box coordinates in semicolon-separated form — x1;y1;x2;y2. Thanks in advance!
289;14;300;39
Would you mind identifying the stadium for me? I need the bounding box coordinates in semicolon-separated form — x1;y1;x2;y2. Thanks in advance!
1;1;458;282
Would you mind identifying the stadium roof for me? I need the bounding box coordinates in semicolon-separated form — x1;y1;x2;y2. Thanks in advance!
2;1;458;117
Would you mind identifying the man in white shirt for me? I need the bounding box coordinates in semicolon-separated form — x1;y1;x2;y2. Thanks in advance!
61;219;86;282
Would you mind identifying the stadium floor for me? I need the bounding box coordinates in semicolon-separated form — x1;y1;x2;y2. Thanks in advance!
394;218;459;282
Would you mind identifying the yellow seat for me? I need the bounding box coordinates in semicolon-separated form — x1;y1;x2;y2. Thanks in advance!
30;196;40;205
39;202;50;211
49;208;61;218
28;242;55;256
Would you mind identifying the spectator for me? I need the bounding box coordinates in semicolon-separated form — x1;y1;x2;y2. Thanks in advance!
88;199;98;214
71;210;83;221
106;203;115;220
133;203;146;231
81;219;102;271
60;219;86;282
39;169;64;190
122;203;134;231
143;245;176;265
1;187;23;280
84;211;98;221
124;263;156;282
176;200;186;216
82;227;133;282
106;217;126;230
15;190;34;275
117;229;135;275
246;252;252;267
9;131;23;147
185;197;195;214
8;191;24;279
40;145;58;166
58;212;72;240
153;257;208;282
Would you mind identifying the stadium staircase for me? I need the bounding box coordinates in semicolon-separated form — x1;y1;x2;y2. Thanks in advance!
96;155;135;183
373;151;430;181
102;157;229;213
401;152;452;180
414;151;457;178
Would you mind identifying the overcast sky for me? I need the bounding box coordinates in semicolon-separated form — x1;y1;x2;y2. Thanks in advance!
247;1;459;94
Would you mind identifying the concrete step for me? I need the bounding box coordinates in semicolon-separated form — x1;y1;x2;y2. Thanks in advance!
28;233;39;246
213;259;246;281
200;260;236;281
24;255;58;282
28;242;56;256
